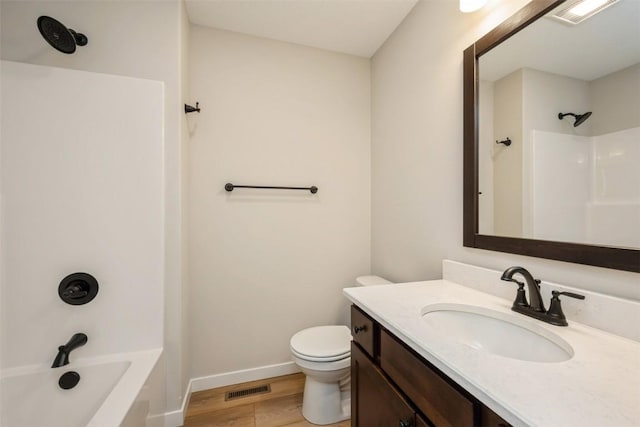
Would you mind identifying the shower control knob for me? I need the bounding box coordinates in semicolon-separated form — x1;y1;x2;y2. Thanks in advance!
353;325;366;334
58;272;99;305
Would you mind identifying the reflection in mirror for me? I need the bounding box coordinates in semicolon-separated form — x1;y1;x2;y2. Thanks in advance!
477;0;640;249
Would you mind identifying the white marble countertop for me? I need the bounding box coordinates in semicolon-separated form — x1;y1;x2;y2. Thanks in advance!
343;280;640;427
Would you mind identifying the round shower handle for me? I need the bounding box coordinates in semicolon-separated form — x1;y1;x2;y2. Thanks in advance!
58;272;99;305
353;325;367;334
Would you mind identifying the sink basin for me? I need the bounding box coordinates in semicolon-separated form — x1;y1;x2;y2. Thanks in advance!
421;303;573;363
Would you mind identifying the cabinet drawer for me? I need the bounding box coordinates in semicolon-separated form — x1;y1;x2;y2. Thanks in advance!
380;330;474;427
351;305;376;358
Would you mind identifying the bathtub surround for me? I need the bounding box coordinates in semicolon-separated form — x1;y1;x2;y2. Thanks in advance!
188;26;371;381
0;60;164;424
0;61;164;365
0;0;191;419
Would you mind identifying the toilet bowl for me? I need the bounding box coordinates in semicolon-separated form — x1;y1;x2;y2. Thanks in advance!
290;275;391;425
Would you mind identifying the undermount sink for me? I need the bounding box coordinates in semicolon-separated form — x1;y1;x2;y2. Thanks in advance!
421;303;573;363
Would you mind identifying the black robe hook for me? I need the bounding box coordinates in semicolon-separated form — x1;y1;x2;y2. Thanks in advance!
185;102;200;114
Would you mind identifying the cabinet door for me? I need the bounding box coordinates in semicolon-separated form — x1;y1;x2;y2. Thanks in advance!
480;406;512;427
416;413;432;427
380;330;474;427
352;342;416;427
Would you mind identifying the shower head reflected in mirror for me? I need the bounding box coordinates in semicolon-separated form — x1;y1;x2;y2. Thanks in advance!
558;112;592;127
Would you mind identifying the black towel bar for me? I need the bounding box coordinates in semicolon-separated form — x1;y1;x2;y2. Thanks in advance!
225;183;318;194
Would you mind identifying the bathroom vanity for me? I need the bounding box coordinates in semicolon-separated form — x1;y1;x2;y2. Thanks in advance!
351;305;509;427
344;261;640;427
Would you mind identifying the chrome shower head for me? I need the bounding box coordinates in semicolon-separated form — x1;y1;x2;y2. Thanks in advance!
558;112;592;127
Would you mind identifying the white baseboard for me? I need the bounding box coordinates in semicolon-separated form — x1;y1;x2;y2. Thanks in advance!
156;361;301;427
161;409;185;427
163;377;193;427
190;361;301;393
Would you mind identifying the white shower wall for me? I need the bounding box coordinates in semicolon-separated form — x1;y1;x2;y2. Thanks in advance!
530;130;591;243
0;61;164;368
530;127;640;248
588;127;640;248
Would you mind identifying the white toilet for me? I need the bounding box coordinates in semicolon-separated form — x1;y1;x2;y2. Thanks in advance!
289;275;391;425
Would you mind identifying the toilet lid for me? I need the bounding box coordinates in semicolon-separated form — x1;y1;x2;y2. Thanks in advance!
290;325;351;360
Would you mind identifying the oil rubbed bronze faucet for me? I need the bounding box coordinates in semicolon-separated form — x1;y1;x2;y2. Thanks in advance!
51;333;87;368
501;266;585;326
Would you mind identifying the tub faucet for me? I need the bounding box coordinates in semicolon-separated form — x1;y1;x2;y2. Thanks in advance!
51;333;87;368
501;266;545;312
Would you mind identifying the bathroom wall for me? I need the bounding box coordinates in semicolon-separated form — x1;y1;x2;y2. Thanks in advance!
0;0;190;417
478;80;494;235
590;63;640;135
180;0;192;412
0;61;164;366
188;26;371;379
371;0;640;301
492;70;524;237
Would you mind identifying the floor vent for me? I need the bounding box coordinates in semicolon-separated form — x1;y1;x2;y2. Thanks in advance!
225;384;271;401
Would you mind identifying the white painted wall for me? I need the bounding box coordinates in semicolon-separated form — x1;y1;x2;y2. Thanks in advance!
371;0;640;301
0;0;189;415
590;63;640;136
188;26;371;378
478;80;494;235
492;70;523;237
0;60;164;367
179;0;192;409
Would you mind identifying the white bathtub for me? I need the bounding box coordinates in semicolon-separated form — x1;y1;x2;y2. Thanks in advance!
0;348;161;427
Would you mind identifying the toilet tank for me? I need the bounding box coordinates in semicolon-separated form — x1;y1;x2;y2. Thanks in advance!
355;275;391;286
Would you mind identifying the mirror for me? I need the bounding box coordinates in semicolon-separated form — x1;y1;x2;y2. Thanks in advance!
463;0;640;272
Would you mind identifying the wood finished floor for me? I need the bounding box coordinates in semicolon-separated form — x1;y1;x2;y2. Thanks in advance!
183;373;351;427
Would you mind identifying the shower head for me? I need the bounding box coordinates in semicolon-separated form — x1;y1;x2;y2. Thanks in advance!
558;112;592;127
37;16;88;54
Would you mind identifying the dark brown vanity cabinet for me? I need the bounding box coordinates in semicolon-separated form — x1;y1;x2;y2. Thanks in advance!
352;342;428;427
351;305;511;427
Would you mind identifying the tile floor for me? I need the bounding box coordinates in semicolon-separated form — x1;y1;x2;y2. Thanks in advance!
183;373;351;427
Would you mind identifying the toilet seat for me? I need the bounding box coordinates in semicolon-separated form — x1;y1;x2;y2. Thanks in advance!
291;347;350;362
290;325;351;361
292;353;351;372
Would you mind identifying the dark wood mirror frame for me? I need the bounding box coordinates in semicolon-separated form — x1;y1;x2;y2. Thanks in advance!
463;0;640;273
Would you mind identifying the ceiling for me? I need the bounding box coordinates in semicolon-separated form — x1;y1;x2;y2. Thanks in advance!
184;0;418;58
480;0;640;82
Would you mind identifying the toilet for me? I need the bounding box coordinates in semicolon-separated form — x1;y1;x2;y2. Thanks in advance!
289;275;391;425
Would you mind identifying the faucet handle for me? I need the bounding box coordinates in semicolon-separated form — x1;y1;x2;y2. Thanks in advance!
553;291;585;300
503;279;529;309
546;290;585;326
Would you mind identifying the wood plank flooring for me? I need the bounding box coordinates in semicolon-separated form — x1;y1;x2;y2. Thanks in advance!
184;373;351;427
